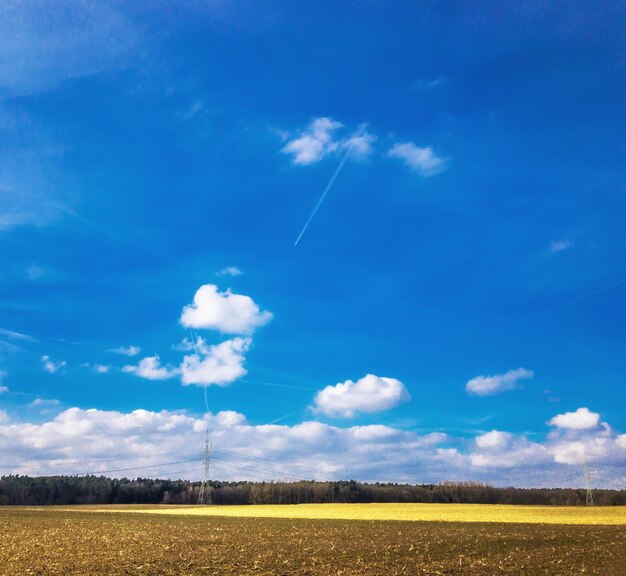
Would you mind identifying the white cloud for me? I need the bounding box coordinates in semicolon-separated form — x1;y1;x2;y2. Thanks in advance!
465;368;533;396
180;337;251;387
0;410;7;423
81;363;111;374
312;374;411;418
468;418;625;474
217;266;243;277
0;406;453;483
475;430;513;449
41;355;66;374
0;386;8;394
550;436;615;465
281;117;342;165
122;356;177;381
0;406;624;487
469;439;549;469
549;407;600;430
171;338;195;352
340;126;376;159
550;240;573;254
280;118;375;165
616;435;626;449
29;398;62;416
388;142;448;176
30;398;61;408
180;284;273;335
551;441;587;465
108;345;141;357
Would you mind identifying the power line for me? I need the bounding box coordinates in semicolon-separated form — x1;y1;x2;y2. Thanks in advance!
72;457;198;476
214;448;316;475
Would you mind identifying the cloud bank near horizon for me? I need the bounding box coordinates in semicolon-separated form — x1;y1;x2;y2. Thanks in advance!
0;405;623;488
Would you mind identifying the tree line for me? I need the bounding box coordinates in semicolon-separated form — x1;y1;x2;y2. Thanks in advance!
1;475;624;506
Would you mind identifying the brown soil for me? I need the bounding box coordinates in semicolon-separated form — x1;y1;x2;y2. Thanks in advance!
1;508;624;575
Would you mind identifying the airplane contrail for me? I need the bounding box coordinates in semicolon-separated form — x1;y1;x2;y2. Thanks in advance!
513;277;626;326
189;331;210;414
294;144;353;246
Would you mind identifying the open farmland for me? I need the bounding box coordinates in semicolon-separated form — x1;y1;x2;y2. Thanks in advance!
92;502;626;525
1;506;624;575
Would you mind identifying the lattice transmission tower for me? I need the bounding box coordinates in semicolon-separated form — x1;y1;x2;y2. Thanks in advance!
198;433;213;505
583;458;594;506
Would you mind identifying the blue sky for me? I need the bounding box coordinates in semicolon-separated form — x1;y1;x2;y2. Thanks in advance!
0;1;625;487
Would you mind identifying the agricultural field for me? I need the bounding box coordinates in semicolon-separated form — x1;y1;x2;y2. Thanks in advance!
94;502;626;525
1;506;625;575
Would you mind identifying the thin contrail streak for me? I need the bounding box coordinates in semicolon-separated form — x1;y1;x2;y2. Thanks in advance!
189;331;209;414
294;145;353;246
239;378;315;391
514;277;626;326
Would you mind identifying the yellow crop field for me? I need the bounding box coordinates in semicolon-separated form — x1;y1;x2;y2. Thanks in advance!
88;502;626;525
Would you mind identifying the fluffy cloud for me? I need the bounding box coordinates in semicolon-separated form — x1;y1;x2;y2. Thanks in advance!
180;284;273;335
313;374;411;418
0;405;623;487
122;356;177;380
0;406;453;483
465;368;533;396
470;439;548;469
466;410;626;484
281;118;375;165
180;337;251;387
108;345;141;357
549;407;600;430
0;386;7;394
281;117;342;165
475;430;513;450
388;142;448;176
550;435;622;465
340;127;376;160
41;355;66;374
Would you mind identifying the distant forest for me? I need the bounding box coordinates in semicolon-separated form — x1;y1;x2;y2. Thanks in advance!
1;476;624;506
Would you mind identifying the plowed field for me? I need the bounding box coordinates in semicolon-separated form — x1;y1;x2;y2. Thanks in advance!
1;507;625;575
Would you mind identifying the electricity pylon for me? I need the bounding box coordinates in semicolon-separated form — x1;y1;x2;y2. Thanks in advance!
198;433;212;505
583;458;594;506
